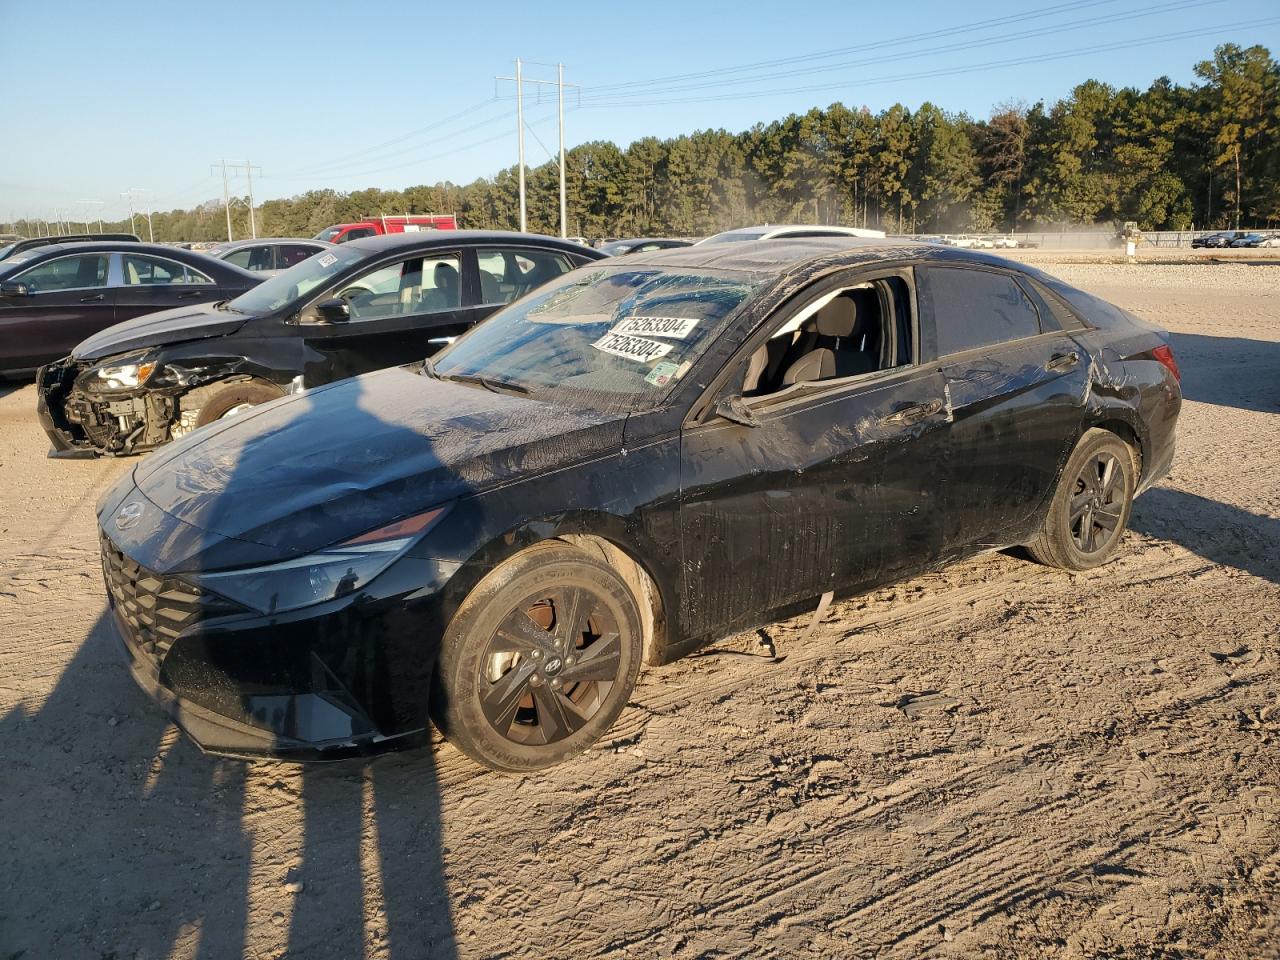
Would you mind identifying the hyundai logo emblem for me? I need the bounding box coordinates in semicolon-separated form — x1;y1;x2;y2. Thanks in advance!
114;501;145;531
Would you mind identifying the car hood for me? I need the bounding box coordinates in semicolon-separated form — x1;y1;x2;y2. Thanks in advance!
113;367;626;572
73;302;252;361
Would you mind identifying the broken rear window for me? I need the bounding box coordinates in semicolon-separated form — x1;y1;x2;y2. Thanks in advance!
429;266;763;413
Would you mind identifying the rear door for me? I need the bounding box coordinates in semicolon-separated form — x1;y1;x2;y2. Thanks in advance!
116;253;223;321
1;252;115;369
295;249;468;384
917;264;1089;554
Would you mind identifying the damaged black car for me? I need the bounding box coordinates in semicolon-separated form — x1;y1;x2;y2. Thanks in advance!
37;231;602;456
97;238;1181;772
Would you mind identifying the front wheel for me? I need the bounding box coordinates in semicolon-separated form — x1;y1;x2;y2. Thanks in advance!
431;541;643;773
1027;428;1137;571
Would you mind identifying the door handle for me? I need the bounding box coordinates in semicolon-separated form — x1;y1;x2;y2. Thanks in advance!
1046;351;1080;372
177;291;205;300
881;399;943;426
79;293;105;303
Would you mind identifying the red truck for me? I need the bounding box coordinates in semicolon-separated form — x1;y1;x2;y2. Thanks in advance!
313;213;457;244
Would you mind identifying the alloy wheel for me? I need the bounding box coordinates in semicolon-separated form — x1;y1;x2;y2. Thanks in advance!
477;585;623;746
1069;451;1126;554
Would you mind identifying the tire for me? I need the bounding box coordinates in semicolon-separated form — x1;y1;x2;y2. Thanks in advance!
432;541;644;773
188;380;284;428
1026;428;1137;571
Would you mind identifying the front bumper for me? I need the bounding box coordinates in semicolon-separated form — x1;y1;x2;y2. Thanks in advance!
37;358;175;457
104;533;457;762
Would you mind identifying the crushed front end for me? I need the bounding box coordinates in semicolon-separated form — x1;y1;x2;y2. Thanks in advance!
38;355;177;456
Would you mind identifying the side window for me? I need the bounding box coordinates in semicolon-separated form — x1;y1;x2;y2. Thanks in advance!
924;267;1042;357
743;275;914;397
279;244;321;269
323;252;461;322
338;227;376;243
223;249;255;269
16;254;108;291
123;255;214;286
476;247;572;305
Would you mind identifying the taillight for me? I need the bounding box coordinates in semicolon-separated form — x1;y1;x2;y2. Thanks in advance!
1152;344;1180;383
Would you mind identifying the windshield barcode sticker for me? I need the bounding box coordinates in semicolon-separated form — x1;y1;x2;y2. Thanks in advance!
593;332;673;364
316;253;338;267
611;316;700;339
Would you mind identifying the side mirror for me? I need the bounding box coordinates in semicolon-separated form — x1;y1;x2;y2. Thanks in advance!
714;395;760;428
314;298;351;323
0;279;33;298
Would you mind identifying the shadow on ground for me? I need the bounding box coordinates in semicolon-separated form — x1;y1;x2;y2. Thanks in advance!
1166;332;1280;415
1131;486;1280;587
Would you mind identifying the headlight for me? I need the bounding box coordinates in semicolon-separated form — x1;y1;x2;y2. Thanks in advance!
85;355;157;391
187;506;450;614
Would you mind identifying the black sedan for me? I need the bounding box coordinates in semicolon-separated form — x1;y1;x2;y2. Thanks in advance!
1;242;259;377
37;232;602;455
97;239;1181;771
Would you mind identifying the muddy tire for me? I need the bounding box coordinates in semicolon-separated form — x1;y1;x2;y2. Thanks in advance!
1027;428;1137;571
188;380;284;428
432;541;643;773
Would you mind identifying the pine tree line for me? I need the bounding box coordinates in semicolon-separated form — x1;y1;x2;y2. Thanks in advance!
14;44;1279;242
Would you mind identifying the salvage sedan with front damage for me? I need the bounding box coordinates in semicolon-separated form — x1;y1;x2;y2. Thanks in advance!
97;239;1180;772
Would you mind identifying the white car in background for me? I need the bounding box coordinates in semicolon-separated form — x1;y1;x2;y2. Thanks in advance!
696;224;886;244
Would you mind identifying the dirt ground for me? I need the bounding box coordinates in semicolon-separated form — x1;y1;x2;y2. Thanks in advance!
1;259;1278;960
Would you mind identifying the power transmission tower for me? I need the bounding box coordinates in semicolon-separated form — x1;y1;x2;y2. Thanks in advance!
496;61;576;237
211;160;261;240
122;188;155;241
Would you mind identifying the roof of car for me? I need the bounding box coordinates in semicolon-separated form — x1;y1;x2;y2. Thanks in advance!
209;237;334;252
618;236;1026;275
345;230;602;255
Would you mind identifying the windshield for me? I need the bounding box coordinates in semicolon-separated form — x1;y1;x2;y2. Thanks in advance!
226;245;364;313
700;231;765;245
431;265;764;414
314;227;341;242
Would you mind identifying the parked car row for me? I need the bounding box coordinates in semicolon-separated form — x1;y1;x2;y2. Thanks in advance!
1190;231;1280;248
0;223;1182;773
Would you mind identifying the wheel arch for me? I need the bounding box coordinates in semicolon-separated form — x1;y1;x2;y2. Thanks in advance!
437;511;676;669
1083;408;1147;480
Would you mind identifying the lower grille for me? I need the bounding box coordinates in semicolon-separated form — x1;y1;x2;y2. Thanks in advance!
100;534;243;664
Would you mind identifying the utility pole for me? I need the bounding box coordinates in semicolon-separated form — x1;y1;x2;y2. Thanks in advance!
517;58;526;232
495;61;577;237
558;63;567;238
121;191;137;235
76;199;104;233
131;188;155;242
213;160;233;241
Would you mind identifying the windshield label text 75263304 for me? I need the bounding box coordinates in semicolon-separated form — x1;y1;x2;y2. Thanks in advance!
592;332;673;364
611;316;700;339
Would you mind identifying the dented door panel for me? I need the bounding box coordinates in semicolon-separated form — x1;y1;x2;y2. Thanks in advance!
937;334;1090;550
677;366;949;639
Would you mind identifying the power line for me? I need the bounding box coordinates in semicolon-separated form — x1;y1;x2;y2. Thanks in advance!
581;16;1280;108
585;0;1123;93
271;97;506;179
580;0;1222;103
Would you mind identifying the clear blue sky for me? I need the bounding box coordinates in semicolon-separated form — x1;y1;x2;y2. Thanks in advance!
4;0;1278;223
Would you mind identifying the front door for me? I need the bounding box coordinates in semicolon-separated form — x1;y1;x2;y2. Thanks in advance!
297;250;472;385
1;252;115;370
677;267;950;640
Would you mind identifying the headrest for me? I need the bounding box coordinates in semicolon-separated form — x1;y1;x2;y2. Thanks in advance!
434;261;458;284
815;296;856;337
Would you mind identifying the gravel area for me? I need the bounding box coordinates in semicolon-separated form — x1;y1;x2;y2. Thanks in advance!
1;262;1278;959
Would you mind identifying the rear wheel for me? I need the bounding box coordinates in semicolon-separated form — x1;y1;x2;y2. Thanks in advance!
1027;428;1137;571
432;541;643;773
